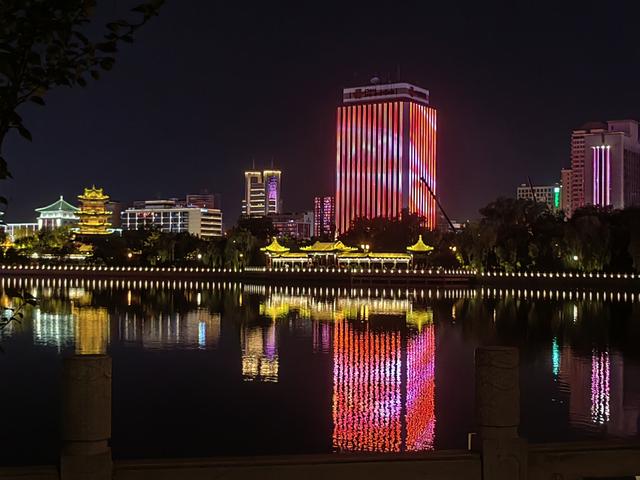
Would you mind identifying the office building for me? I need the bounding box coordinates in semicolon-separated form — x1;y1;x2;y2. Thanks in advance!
242;169;282;217
1;223;38;242
35;196;79;229
516;183;561;211
335;81;437;233
121;199;223;237
561;168;572;214
583;120;640;209
269;211;314;240
314;196;335;238
570;122;608;214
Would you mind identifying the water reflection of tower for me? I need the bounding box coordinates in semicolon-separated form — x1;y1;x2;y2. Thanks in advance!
558;344;638;437
72;305;109;355
332;314;435;452
241;323;278;382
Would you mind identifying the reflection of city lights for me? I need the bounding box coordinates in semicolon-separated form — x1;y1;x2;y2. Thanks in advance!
573;305;578;323
406;325;435;451
33;310;75;351
332;319;435;453
591;349;610;425
73;305;109;355
552;337;560;377
241;323;278;382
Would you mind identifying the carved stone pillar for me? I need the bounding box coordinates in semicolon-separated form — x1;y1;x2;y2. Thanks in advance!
475;346;527;480
60;355;112;480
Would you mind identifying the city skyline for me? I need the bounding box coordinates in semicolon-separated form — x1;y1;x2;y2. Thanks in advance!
3;3;640;226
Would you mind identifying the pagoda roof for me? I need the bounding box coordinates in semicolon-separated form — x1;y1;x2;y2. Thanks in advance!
300;240;358;253
407;234;434;253
78;186;109;201
35;196;79;213
260;237;290;253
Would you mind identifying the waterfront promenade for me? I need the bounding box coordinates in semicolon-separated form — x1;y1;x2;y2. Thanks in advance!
3;264;640;289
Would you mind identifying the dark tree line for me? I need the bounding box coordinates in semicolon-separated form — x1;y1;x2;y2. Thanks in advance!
455;197;640;273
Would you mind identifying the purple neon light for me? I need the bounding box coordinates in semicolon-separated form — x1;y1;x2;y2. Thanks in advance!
592;146;611;207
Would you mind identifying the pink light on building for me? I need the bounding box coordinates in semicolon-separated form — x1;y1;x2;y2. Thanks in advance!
592;145;611;207
336;82;437;233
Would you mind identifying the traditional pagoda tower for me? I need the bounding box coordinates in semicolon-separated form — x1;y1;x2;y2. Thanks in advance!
76;186;112;235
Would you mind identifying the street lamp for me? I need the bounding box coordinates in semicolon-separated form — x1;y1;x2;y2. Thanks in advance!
197;253;202;260
127;252;133;259
572;255;578;261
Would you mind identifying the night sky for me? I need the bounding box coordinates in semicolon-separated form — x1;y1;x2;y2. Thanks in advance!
3;1;640;226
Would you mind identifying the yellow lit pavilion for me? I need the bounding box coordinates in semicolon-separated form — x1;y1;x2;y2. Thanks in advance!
76;186;112;235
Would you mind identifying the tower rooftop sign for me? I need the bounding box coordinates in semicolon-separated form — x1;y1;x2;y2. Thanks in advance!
343;82;429;106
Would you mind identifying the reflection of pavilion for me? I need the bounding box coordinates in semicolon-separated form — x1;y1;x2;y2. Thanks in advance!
332;318;436;452
241;323;278;382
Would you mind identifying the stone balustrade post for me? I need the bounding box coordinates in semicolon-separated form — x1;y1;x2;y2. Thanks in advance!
475;346;527;480
60;355;112;480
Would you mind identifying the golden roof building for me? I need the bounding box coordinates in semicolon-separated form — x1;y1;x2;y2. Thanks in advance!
76;186;113;235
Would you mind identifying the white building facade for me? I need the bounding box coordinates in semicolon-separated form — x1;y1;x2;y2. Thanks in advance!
121;200;223;238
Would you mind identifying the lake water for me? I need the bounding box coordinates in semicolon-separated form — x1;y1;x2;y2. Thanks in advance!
1;276;639;466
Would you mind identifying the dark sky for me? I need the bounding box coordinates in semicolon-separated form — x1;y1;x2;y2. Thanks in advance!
4;1;640;226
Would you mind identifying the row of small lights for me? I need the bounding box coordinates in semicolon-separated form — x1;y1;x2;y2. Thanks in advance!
0;264;473;276
254;266;474;275
481;271;637;280
0;265;240;273
4;276;638;303
0;264;637;280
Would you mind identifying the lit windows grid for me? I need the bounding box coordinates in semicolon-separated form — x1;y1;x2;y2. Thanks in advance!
336;101;436;233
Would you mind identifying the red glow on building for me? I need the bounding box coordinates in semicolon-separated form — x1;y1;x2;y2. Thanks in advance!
336;82;437;233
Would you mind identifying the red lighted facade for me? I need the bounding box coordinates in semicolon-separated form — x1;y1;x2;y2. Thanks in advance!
335;83;437;233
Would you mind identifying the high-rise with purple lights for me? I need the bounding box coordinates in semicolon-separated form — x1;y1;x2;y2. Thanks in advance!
242;169;282;217
335;81;437;233
583;120;640;209
568;120;640;214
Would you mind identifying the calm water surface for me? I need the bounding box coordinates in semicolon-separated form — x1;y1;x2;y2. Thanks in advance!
1;277;639;465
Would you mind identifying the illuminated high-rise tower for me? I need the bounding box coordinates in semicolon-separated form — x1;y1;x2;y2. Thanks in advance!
335;81;437;233
242;169;282;217
583;120;640;209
